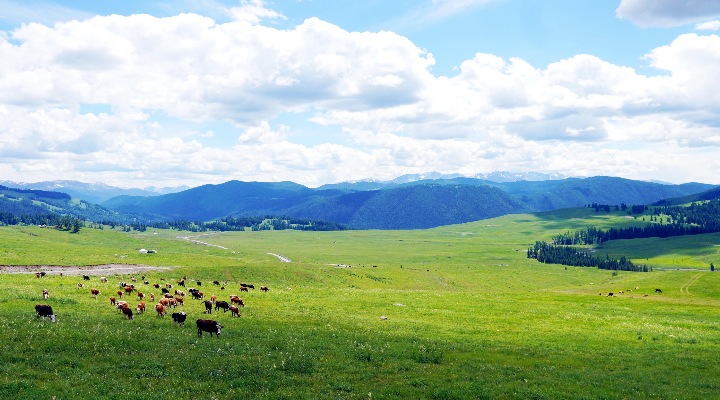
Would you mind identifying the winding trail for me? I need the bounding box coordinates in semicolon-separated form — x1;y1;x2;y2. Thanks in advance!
680;272;705;295
267;253;291;262
176;233;228;250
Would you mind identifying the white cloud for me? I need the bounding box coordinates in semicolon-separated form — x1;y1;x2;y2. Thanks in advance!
696;20;720;31
0;0;95;26
1;12;720;186
616;0;720;28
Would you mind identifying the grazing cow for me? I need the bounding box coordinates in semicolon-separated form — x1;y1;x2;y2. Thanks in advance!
124;286;134;294
164;293;174;299
40;272;46;277
161;288;169;294
90;288;100;298
655;289;663;294
110;297;116;305
100;277;107;283
42;289;49;299
178;280;186;287
240;283;247;287
619;291;624;294
153;283;160;289
159;298;170;308
122;307;134;320
35;305;56;322
213;281;220;286
247;284;255;290
229;305;240;317
221;287;225;290
240;286;248;293
643;294;649;297
196;319;223;337
137;292;145;299
150;293;155;301
136;301;146;313
36;272;41;278
196;281;202;287
131;277;137;283
607;292;614;297
119;282;127;288
165;283;173;289
176;291;185;298
155;303;166;317
77;283;85;288
204;301;213;314
215;301;230;312
83;275;90;281
198;292;204;299
174;296;184;306
210;295;216;303
192;291;203;300
230;296;245;307
260;286;269;292
172;312;187;326
168;298;177;308
635;287;640;290
117;290;123;298
143;281;149;285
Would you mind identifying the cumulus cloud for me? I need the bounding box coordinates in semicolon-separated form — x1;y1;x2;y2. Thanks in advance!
616;0;720;28
696;20;720;31
0;10;720;186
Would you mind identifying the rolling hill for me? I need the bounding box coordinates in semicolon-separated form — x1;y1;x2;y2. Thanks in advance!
0;180;189;204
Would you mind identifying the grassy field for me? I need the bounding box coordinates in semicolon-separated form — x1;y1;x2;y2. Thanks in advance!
1;207;719;399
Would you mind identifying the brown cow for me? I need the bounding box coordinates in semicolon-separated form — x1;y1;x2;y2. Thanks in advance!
42;289;49;299
643;295;649;297
164;293;174;299
122;306;134;320
136;301;146;313
240;286;248;292
137;292;145;299
124;286;134;294
159;298;170;308
117;290;123;298
77;283;85;288
260;286;269;292
230;296;245;307
90;288;100;298
110;296;116;305
174;296;184;306
153;283;160;288
210;294;216;303
131;277;137;283
115;301;128;312
168;298;177;308
229;305;240;317
155;303;166;317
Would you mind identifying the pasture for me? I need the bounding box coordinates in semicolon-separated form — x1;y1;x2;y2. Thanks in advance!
1;207;719;399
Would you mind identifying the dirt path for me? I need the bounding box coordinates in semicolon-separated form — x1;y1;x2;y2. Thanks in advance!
267;253;291;262
176;233;229;250
680;272;705;295
0;264;174;276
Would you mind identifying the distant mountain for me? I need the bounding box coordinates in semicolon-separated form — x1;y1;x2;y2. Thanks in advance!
0;185;151;223
0;180;190;203
652;185;720;206
467;171;569;183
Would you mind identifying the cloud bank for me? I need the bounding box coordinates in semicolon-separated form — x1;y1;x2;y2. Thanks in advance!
616;0;720;28
1;2;719;186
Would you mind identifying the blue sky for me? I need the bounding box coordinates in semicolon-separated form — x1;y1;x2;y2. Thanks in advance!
1;0;720;187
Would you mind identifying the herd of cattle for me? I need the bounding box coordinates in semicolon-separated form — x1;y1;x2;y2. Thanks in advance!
598;287;662;297
35;274;269;337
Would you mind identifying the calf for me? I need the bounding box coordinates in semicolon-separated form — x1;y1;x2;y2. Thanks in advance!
178;279;186;287
150;293;155;301
117;290;123;298
110;296;116;306
172;312;187;326
155;303;166;317
42;289;49;299
90;288;100;298
77;283;85;288
131;277;137;283
230;296;244;307
196;319;223;337
136;301;146;313
165;283;173;289
260;286;269;292
210;295;216;303
213;281;221;286
196;281;202;287
229;305;240;317
122;307;134;320
204;301;213;314
35;304;56;322
215;300;230;312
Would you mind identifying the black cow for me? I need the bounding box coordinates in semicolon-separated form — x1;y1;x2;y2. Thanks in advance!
655;289;663;293
215;301;229;312
213;281;220;286
192;291;203;300
161;288;170;294
83;275;90;281
35;304;56;322
196;281;202;287
204;301;213;314
196;319;223;337
172;312;187;326
247;284;255;290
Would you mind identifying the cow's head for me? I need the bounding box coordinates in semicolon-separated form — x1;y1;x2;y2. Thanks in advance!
49;314;56;323
216;324;223;336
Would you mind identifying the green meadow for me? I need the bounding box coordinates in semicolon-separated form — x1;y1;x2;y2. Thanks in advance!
1;207;719;399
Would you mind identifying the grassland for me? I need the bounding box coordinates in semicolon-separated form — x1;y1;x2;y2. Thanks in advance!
1;207;719;399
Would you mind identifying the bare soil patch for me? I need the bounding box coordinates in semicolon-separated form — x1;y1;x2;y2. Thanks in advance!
0;264;174;276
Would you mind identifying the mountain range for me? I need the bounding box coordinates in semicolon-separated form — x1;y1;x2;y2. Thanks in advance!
0;180;190;204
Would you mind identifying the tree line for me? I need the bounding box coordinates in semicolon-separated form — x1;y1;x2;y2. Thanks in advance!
527;241;650;272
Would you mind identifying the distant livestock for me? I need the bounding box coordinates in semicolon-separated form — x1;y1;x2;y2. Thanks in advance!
90;288;100;298
655;289;663;293
83;275;90;281
122;307;134;320
240;287;248;293
136;302;146;313
110;297;116;305
155;304;166;317
100;277;107;283
196;319;223;337
229;305;240;317
42;289;49;299
260;286;269;292
35;304;56;322
215;301;229;313
204;301;213;314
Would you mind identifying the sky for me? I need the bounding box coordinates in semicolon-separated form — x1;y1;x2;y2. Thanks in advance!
1;0;720;188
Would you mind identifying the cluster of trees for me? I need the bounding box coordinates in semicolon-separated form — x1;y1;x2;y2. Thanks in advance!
586;203;647;214
0;211;82;232
556;199;720;245
527;241;650;272
124;216;350;233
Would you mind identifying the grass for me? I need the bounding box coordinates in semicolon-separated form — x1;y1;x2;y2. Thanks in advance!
0;207;719;398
